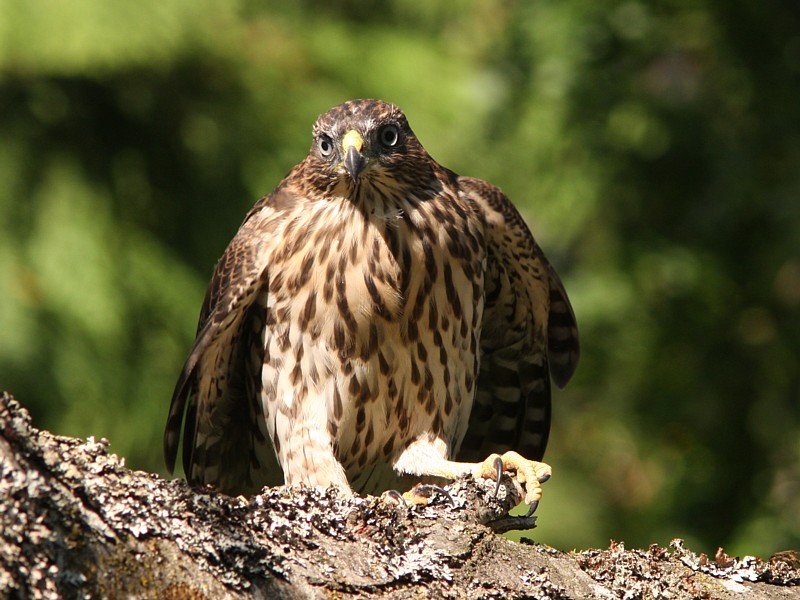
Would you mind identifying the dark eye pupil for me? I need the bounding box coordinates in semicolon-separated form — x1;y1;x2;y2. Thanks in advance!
381;126;398;147
319;138;333;156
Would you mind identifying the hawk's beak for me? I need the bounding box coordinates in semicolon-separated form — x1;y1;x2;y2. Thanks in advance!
342;130;366;180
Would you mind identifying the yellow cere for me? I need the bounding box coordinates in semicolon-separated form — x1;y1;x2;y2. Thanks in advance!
342;130;364;153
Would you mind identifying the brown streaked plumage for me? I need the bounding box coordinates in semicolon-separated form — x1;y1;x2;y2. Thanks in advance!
164;99;579;509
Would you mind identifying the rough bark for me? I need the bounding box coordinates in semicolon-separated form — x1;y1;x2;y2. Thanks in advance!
1;390;798;599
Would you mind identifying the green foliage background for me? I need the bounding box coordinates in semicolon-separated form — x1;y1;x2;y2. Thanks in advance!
1;0;798;556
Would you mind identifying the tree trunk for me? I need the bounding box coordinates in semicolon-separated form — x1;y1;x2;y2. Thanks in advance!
1;391;798;599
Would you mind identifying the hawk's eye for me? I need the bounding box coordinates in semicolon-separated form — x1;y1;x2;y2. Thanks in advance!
378;124;399;148
318;136;334;157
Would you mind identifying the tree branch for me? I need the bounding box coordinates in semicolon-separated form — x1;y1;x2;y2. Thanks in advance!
1;391;797;599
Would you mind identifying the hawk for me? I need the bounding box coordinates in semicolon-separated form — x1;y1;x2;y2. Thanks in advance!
164;99;579;512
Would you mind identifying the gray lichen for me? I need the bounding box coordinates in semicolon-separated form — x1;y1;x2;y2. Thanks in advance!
2;391;798;599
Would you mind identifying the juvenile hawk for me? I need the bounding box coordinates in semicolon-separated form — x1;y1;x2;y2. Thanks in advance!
164;99;579;511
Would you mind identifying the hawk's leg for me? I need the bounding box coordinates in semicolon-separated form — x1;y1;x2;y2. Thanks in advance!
391;440;551;512
280;424;352;491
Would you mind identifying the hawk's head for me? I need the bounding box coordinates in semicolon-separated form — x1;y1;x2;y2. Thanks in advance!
305;99;437;196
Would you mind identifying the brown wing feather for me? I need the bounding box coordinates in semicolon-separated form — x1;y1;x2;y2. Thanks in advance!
546;262;580;388
163;189;292;494
456;176;579;463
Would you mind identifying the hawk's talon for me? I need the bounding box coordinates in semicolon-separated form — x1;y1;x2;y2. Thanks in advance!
538;473;551;484
493;455;504;497
381;489;406;505
525;500;539;518
403;483;455;506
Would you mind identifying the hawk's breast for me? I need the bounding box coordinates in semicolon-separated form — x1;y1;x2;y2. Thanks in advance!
259;189;486;492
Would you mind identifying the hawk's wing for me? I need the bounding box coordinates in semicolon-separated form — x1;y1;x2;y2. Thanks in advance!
163;189;294;494
456;177;579;462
